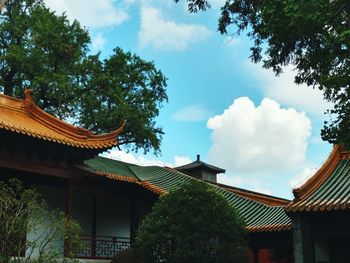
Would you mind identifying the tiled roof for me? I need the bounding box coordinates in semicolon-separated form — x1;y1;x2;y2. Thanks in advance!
210;182;290;206
82;157;291;233
176;159;225;174
0;90;124;150
286;145;350;212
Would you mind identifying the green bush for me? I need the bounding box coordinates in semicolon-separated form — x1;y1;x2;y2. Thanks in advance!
135;180;248;263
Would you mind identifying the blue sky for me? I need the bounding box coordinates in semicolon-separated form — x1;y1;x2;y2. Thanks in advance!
45;0;332;198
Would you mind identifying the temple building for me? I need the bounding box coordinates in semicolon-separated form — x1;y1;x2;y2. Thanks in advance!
0;90;291;262
3;90;348;263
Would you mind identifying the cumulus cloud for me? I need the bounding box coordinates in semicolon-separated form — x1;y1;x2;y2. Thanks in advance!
248;63;331;116
102;149;192;167
207;97;311;173
172;105;212;122
44;0;129;28
138;6;211;51
289;167;317;189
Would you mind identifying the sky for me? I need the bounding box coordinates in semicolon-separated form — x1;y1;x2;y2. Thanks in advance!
44;0;333;199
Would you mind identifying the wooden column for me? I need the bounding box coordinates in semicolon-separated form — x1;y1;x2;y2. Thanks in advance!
64;176;74;257
252;246;260;263
91;194;97;257
130;199;139;245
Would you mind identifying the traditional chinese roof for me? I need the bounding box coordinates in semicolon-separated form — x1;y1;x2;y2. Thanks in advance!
81;156;291;233
175;155;225;174
0;90;124;150
286;145;350;212
212;182;290;206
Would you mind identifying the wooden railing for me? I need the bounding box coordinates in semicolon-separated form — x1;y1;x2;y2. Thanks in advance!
73;235;131;259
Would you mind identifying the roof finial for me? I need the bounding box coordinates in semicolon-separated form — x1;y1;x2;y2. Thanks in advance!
24;89;33;102
197;154;200;161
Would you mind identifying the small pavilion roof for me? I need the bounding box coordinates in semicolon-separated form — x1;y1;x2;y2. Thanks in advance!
81;157;291;233
0;90;124;150
286;145;350;213
175;155;225;174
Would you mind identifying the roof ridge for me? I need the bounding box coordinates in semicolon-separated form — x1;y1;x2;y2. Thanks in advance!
292;145;340;201
211;181;290;206
0;90;124;150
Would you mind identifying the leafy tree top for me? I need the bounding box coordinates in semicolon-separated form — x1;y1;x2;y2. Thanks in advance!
0;0;168;154
178;0;350;147
135;180;248;263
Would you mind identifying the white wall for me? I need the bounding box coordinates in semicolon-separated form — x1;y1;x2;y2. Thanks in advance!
26;184;66;257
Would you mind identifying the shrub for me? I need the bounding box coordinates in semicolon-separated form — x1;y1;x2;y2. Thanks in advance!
135;180;248;263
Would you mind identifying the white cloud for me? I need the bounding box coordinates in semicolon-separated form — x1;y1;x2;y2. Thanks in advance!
91;32;107;52
289;167;317;189
172;104;212;122
102;149;192;167
248;63;331;116
138;6;211;51
207;97;311;173
44;0;129;28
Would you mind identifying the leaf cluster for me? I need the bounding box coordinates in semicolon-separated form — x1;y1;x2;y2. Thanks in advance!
135;180;248;263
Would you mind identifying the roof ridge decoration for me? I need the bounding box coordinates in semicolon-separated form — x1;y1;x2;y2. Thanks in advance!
285;144;350;213
0;89;125;149
292;145;341;201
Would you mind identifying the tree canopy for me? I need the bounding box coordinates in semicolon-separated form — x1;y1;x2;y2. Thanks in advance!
178;0;350;147
0;0;167;153
135;180;248;263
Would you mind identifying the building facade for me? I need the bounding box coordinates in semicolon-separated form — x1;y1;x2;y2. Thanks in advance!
0;90;294;262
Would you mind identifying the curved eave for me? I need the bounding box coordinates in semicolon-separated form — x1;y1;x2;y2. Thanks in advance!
286;145;348;213
292;145;340;200
246;223;292;233
0;90;125;150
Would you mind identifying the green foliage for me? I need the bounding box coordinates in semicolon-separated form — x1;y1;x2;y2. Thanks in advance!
0;0;167;153
135;180;248;263
111;248;143;263
77;48;167;153
0;178;81;263
179;0;350;147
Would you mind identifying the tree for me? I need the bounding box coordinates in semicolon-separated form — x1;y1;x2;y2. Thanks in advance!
135;180;248;263
177;0;350;147
0;0;167;154
0;178;81;263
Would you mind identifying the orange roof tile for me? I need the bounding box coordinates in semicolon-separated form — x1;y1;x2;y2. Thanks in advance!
246;223;292;233
0;90;124;150
286;145;350;212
